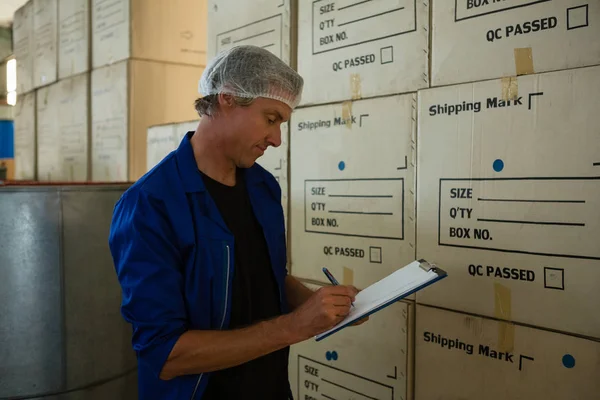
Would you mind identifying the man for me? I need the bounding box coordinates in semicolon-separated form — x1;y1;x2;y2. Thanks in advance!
109;45;363;399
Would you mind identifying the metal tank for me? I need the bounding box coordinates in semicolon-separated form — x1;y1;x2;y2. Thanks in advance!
0;183;138;399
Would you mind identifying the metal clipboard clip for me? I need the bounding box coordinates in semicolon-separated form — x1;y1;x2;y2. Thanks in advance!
417;259;446;276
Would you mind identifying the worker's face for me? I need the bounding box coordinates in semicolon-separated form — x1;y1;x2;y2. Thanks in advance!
218;94;291;168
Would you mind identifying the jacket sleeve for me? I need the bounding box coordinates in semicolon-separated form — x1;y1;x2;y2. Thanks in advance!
108;188;188;379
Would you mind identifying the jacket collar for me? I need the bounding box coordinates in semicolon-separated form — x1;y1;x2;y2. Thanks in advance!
175;131;265;193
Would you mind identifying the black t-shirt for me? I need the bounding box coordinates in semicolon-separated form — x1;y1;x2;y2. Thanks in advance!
200;168;290;400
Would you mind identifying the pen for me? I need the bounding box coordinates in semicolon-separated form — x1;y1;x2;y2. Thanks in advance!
322;267;354;307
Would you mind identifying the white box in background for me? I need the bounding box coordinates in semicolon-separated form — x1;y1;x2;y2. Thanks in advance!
146;120;198;172
13;92;36;180
290;94;416;288
59;0;90;79
297;0;429;106
415;305;600;400
208;0;296;232
36;82;61;181
91;60;127;181
289;282;413;400
33;0;58;88
208;0;295;64
431;0;600;87
91;59;203;182
58;73;89;181
13;1;34;94
91;0;207;69
416;65;600;338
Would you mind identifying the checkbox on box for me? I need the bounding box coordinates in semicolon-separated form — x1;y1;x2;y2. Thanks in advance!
567;4;589;30
380;46;394;65
369;246;382;264
544;267;565;290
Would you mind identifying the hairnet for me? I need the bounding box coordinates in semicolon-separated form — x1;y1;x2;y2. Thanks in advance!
198;45;304;109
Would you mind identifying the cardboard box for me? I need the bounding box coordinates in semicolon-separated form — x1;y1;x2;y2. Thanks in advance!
58;0;90;79
91;0;208;69
297;0;429;106
207;0;297;237
33;0;58;88
0;159;15;180
0;27;12;62
58;73;90;181
146;120;198;172
290;94;416;288
416;65;600;338
13;1;34;94
431;0;600;87
415;304;600;400
91;59;203;182
289;281;414;400
207;0;296;66
35;73;89;181
13;92;36;180
36;81;61;180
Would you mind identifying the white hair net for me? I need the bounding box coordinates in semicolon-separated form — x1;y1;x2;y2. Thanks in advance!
198;45;304;109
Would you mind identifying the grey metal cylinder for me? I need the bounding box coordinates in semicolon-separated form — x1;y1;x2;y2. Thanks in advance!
0;184;138;399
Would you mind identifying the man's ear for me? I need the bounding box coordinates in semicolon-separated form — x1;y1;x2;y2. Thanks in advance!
218;93;234;108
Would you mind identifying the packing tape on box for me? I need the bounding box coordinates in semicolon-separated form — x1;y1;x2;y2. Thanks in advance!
342;101;353;129
501;76;518;101
350;73;362;100
494;282;515;351
463;314;484;338
343;266;354;286
514;47;534;76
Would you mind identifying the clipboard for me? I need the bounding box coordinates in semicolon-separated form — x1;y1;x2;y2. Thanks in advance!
315;259;447;341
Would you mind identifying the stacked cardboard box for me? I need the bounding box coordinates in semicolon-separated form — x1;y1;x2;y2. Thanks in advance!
207;0;299;245
284;2;429;399
91;0;207;181
412;2;600;399
11;0;208;182
146;120;198;172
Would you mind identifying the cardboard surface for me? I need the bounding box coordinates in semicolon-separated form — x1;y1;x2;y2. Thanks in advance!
92;0;207;69
0;159;15;180
146;120;197;172
297;0;429;106
289;282;413;400
58;0;90;79
431;0;600;87
91;60;203;182
207;0;294;65
13;1;34;94
58;73;89;181
91;60;128;182
13;92;35;180
36;82;61;180
207;0;296;237
33;0;58;88
290;94;416;289
416;65;600;338
415;304;600;400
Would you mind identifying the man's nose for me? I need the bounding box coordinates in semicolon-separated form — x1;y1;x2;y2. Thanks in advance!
266;128;282;148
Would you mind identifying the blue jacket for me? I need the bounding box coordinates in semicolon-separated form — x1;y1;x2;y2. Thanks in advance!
108;132;290;399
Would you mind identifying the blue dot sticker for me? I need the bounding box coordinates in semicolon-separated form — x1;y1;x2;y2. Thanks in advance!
493;159;504;172
562;354;575;369
338;161;346;171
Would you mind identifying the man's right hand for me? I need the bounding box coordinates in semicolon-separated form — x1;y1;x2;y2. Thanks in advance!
286;285;358;340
